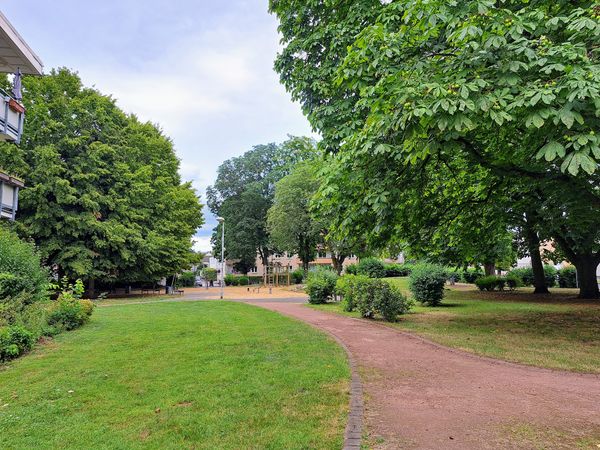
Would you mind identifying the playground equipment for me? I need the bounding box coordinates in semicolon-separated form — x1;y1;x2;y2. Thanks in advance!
263;261;291;288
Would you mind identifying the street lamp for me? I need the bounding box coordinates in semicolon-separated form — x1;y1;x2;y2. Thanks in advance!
217;216;225;299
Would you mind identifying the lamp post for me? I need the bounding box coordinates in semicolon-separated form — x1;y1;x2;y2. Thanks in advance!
217;216;225;299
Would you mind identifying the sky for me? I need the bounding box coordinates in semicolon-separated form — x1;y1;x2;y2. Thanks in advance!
2;1;314;252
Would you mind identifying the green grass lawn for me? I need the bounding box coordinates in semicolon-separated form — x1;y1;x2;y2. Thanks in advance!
0;301;349;449
311;278;600;373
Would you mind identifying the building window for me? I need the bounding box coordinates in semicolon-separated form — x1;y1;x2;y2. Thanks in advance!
318;251;327;258
249;267;258;273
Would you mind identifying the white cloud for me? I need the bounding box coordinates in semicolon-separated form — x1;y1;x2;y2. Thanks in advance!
193;236;213;253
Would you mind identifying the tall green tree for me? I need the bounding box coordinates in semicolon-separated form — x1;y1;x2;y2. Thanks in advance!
207;136;317;272
0;69;203;294
267;161;323;271
273;1;600;298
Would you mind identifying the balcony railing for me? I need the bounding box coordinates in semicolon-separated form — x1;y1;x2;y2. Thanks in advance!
0;88;24;144
0;172;24;221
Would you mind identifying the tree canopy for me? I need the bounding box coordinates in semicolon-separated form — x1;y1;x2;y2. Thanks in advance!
0;69;203;292
207;136;317;273
272;1;600;297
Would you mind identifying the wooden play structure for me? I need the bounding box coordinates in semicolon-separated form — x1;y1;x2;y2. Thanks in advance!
263;261;291;287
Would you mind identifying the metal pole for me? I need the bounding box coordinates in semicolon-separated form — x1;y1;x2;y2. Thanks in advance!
220;219;225;300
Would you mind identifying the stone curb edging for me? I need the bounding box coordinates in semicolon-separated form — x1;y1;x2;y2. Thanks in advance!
325;330;364;450
246;303;364;450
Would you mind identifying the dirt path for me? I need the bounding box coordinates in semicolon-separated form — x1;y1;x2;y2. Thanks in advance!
249;302;600;450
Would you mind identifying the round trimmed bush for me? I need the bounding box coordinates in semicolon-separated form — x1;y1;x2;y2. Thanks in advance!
557;266;577;288
0;325;35;361
306;267;338;304
409;263;447;306
357;258;386;278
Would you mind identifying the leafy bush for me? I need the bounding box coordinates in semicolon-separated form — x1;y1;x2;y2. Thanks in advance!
224;274;239;286
335;274;370;312
558;266;577;288
47;297;95;331
0;325;34;361
201;268;218;285
177;271;196;287
543;265;558;288
345;263;358;275
508;266;557;288
46;280;94;331
504;274;521;291
383;263;414;278
0;227;48;303
306;267;338;304
0;228;49;332
475;275;503;291
291;268;305;284
225;275;250;286
354;278;412;321
409;264;447;306
461;268;484;284
357;258;386;278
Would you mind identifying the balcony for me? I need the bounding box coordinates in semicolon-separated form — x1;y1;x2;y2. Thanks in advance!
0;171;24;220
0;88;24;143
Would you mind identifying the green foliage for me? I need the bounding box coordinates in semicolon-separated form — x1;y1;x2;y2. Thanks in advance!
383;263;414;278
476;276;504;292
224;274;250;286
201;268;218;283
356;258;386;278
306;267;338;304
272;0;600;298
176;271;197;288
0;69;203;287
0;325;34;362
291;268;305;284
409;264;447;306
267;160;322;270
47;298;94;331
345;264;358;275
0;226;48;305
558;266;577;288
508;266;557;288
335;274;370;312
353;278;412;322
461;268;484;284
207;137;317;273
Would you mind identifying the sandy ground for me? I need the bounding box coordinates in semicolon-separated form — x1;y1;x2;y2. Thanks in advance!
249;302;600;450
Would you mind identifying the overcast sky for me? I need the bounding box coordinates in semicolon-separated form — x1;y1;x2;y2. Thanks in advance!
3;1;313;252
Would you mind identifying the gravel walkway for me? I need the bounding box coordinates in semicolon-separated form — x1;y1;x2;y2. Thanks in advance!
248;302;600;449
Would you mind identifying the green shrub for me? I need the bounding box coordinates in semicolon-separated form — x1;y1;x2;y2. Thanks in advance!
306;267;338;304
47;287;95;332
0;228;49;331
0;325;34;361
224;274;239;286
201;268;218;285
345;264;358;275
558;266;577;288
461;268;484;284
354;278;412;321
357;258;386;278
177;271;196;287
225;275;250;286
248;276;263;285
291;269;305;284
335;274;370;312
476;275;502;291
504;274;521;291
543;265;557;288
508;266;557;288
409;264;447;306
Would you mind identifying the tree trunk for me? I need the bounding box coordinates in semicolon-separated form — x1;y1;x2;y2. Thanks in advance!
524;224;549;294
331;253;346;275
484;263;496;276
574;256;600;299
86;277;96;299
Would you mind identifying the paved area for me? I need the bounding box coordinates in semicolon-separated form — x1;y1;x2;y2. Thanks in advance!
248;302;600;449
